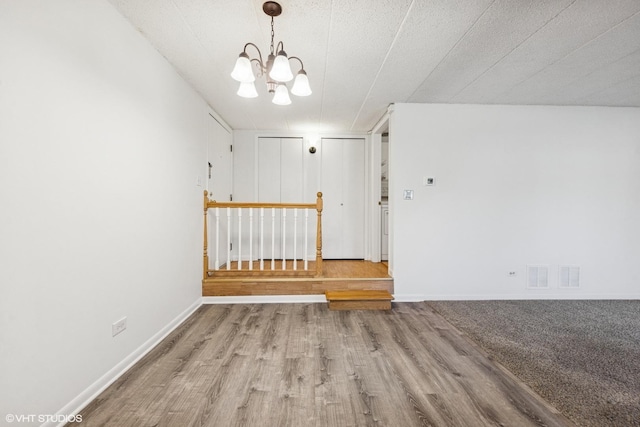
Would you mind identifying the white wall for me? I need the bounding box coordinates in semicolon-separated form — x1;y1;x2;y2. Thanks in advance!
390;103;640;300
0;1;218;423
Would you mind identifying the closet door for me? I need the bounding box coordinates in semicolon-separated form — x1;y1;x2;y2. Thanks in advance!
257;138;282;259
321;138;365;259
257;137;304;201
280;138;304;261
280;138;304;202
258;138;281;201
257;137;304;260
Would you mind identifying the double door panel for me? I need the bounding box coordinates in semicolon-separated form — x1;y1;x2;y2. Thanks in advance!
255;137;365;260
257;138;311;260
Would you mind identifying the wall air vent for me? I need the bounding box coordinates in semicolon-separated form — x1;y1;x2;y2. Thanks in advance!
559;265;580;288
526;265;549;289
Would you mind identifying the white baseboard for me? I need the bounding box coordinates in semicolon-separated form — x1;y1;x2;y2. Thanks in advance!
398;293;640;301
203;293;614;304
48;298;202;427
391;294;428;302
203;295;327;304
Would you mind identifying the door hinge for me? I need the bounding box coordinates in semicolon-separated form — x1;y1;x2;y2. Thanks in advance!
230;194;233;201
230;243;233;251
230;145;233;152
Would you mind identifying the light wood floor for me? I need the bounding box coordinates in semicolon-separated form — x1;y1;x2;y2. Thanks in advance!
322;259;390;278
77;303;574;426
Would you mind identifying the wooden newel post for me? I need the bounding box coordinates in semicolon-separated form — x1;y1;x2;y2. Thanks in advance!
203;190;209;280
315;192;323;277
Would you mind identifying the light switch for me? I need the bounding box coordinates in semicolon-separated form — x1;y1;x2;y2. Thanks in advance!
403;190;414;200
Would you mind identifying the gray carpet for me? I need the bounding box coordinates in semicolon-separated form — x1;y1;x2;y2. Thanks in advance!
427;300;640;427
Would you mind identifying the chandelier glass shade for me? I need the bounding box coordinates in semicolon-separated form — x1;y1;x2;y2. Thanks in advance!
272;83;292;105
237;81;259;98
230;53;254;83
230;2;311;105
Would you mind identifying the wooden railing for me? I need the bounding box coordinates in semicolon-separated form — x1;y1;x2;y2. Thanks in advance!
203;192;323;279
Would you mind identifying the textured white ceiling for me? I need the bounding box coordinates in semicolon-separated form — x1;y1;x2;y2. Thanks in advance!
108;0;640;132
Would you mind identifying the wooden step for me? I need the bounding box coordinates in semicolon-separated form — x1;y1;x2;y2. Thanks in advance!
202;260;393;297
203;278;393;296
325;290;394;311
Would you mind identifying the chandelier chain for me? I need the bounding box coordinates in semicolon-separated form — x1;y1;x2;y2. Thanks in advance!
270;17;275;55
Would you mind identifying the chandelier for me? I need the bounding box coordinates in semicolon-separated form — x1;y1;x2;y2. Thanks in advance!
230;1;312;105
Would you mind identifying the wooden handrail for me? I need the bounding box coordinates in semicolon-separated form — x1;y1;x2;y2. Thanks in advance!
203;191;323;278
207;201;318;209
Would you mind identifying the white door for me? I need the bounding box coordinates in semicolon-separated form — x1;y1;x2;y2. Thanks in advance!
207;114;232;269
381;206;389;261
321;138;365;259
257;138;282;260
258;138;281;202
257;137;304;201
257;137;305;260
207;114;232;201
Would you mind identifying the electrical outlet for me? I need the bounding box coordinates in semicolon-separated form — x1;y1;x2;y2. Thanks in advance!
112;317;127;337
423;176;435;186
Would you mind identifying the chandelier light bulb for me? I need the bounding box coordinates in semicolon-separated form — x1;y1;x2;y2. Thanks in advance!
291;70;312;96
237;81;258;98
272;84;292;105
269;51;294;82
231;52;255;83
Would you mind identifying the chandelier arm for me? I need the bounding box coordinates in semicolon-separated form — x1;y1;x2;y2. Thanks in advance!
275;40;285;54
288;56;305;71
243;42;265;67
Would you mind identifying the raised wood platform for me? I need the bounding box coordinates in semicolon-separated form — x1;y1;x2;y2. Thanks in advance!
325;290;394;310
202;260;393;296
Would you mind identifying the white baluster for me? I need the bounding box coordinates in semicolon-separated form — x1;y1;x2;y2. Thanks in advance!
215;207;220;270
226;208;231;270
237;208;242;270
249;208;253;270
282;209;287;270
293;208;298;270
260;208;264;271
271;208;275;270
304;209;309;271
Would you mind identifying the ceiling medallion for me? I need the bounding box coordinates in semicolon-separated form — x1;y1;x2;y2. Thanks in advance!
230;1;312;105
